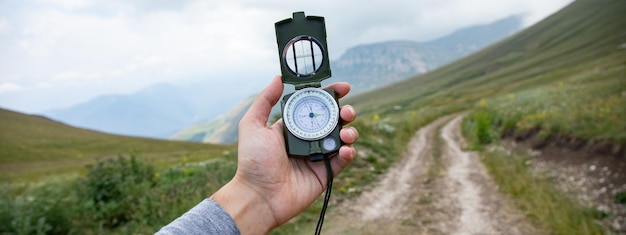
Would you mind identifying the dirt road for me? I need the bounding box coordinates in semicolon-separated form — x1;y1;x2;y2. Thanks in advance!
324;115;535;234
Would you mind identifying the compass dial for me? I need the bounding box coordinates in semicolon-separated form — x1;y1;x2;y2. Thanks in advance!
283;88;339;141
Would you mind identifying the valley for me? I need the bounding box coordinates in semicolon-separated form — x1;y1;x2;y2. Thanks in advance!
1;0;625;234
275;0;626;234
47;15;522;143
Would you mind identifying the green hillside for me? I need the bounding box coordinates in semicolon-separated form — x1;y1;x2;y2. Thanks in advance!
348;0;626;145
0;108;232;182
171;95;255;144
1;0;624;233
332;0;625;234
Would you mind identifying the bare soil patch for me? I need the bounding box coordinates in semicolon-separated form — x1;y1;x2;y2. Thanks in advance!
505;133;626;234
441;116;535;235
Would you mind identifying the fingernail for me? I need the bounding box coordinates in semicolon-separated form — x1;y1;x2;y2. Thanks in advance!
346;105;355;113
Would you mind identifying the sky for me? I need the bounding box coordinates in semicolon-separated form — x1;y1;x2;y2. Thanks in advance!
0;0;573;114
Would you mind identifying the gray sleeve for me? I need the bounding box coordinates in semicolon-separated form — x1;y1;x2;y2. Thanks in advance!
156;199;241;235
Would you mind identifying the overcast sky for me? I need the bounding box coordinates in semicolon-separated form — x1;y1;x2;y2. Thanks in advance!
0;0;573;114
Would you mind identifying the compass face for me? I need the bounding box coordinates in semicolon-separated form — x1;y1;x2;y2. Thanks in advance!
283;88;339;141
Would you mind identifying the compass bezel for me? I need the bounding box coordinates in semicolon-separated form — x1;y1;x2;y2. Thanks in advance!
283;88;340;141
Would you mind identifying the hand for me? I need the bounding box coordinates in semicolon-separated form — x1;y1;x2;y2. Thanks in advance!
210;76;358;234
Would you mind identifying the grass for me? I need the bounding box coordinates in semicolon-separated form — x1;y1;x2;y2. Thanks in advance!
463;113;605;234
479;56;626;144
339;0;625;233
0;108;233;182
348;0;626;126
2;0;625;234
271;105;462;234
482;147;605;234
0;154;238;234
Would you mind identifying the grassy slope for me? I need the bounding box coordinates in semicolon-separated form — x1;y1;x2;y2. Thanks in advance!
348;0;626;145
0;108;232;182
1;0;624;233
330;0;625;234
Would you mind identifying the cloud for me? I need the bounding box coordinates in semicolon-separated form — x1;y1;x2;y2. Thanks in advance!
0;18;7;32
0;0;573;113
0;82;23;94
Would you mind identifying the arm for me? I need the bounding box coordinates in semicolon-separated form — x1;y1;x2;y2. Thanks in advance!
156;199;240;235
158;76;358;234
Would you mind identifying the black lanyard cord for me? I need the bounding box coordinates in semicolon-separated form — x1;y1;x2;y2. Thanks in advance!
314;155;333;235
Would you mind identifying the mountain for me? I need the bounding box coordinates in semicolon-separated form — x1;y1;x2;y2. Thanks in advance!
5;1;624;233
170;95;255;143
177;15;523;144
46;84;190;138
46;15;521;141
326;15;522;93
329;41;456;91
427;15;522;55
346;0;625;110
340;1;626;232
346;0;625;145
45;83;241;139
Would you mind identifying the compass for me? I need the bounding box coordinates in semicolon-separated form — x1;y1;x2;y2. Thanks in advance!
275;11;341;161
275;12;341;234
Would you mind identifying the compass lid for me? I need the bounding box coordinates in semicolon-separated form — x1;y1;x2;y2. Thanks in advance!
275;12;331;89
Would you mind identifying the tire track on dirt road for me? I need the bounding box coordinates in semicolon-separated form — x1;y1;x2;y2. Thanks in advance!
356;116;450;221
441;115;534;235
324;115;535;234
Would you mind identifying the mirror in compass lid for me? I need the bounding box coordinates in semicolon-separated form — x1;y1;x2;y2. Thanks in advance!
275;11;331;87
283;36;324;77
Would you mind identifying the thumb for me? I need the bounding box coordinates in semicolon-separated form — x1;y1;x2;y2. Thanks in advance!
240;76;284;128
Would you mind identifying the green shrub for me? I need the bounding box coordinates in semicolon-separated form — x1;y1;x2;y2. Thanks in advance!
0;187;14;232
82;155;156;228
464;110;498;146
475;111;495;144
0;181;79;235
0;154;238;234
616;191;626;204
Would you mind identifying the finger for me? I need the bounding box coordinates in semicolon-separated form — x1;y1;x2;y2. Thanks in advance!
340;126;358;145
329;145;357;177
340;105;356;125
240;76;284;128
323;82;350;99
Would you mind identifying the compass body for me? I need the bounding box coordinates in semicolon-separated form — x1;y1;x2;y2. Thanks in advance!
276;12;341;160
281;88;341;158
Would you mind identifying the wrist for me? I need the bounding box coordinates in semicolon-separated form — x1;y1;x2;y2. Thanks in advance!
210;176;277;234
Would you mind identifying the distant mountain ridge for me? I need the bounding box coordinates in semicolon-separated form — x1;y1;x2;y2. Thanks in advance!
328;15;522;93
427;15;522;55
330;41;455;91
170;95;255;143
45;83;242;138
176;15;522;144
44;15;521;141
